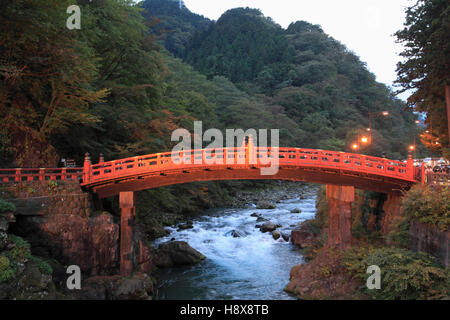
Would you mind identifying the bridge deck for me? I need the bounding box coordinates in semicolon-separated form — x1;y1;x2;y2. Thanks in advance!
0;147;418;197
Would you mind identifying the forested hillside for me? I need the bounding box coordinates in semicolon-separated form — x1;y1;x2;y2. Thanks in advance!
144;1;422;159
0;0;426;216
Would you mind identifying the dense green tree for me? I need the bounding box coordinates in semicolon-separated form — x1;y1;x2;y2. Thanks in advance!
0;0;107;166
395;0;450;156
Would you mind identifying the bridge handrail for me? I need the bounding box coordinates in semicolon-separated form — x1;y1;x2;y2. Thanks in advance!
0;147;416;186
0;168;83;183
84;147;414;185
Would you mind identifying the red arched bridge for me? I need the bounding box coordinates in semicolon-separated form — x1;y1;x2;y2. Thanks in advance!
0;139;426;276
0;141;420;196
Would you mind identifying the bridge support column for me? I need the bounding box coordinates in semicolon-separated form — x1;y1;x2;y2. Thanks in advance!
326;185;354;250
119;191;136;276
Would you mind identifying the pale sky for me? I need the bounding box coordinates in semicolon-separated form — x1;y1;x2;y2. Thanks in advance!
181;0;414;100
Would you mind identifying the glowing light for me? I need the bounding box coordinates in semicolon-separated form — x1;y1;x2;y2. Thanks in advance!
415;120;420;124
382;111;389;116
352;143;359;150
409;145;415;151
361;136;368;143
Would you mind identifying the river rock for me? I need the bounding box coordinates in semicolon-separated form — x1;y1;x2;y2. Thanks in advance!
281;232;290;242
291;208;301;213
291;221;315;248
177;223;194;231
0;212;15;250
78;273;153;300
272;230;281;240
250;213;260;217
260;222;277;233
156;241;205;268
256;216;266;222
225;230;246;238
256;201;276;209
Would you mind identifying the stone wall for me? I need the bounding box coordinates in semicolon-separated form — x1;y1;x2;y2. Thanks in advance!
3;181;120;275
410;222;449;267
1;181;91;217
2;181;154;277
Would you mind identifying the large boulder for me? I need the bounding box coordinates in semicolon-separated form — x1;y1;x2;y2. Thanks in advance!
156;241;205;268
78;273;153;300
272;230;281;240
177;223;194;231
260;221;277;233
11;212;119;275
291;221;315;248
256;201;276;209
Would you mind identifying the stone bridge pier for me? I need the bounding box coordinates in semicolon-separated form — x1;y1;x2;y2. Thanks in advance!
326;185;354;249
119;191;136;276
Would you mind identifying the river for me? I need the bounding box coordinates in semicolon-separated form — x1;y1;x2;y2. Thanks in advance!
153;185;318;300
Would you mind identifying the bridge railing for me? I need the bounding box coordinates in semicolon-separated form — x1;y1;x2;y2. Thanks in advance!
85;147;414;185
0;168;83;183
0;147;415;185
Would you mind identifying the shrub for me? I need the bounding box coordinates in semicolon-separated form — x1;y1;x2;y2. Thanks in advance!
0;256;14;282
29;256;53;275
402;185;450;231
343;246;449;300
0;198;15;213
8;235;31;262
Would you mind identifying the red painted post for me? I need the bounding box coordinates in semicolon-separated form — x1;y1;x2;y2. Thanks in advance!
99;153;104;164
407;150;414;180
83;152;91;184
421;162;426;186
119;191;135;276
247;135;256;165
15;169;21;182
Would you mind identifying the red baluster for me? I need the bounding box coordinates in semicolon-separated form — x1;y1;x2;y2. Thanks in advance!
83;152;91;184
15;168;21;182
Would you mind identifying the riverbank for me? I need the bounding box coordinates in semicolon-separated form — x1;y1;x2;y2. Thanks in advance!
286;185;449;300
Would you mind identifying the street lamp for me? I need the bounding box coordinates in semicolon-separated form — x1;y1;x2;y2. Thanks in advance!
367;111;389;148
352;143;359;151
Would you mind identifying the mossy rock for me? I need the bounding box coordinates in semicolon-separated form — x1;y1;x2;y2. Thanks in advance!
256;201;276;209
